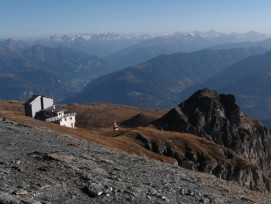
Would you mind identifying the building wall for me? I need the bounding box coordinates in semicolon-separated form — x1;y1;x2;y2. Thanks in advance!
31;99;43;118
24;95;76;128
41;97;54;110
24;96;42;117
59;116;76;128
24;95;54;118
57;111;65;118
24;104;33;117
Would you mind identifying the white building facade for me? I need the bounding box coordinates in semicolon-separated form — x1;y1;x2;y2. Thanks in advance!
24;95;53;118
24;95;76;128
45;109;76;128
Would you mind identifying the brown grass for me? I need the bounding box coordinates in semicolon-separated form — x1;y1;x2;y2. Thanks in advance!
243;114;262;127
196;173;210;182
58;103;166;129
0;100;173;163
0;100;255;168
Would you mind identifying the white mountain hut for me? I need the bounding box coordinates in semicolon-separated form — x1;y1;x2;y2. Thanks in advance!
24;95;76;128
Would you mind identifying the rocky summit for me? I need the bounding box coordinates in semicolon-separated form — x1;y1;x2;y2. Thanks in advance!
153;88;271;193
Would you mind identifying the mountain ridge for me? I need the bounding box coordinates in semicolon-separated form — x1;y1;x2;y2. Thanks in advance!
66;47;266;108
0;44;112;101
202;49;271;122
105;31;271;68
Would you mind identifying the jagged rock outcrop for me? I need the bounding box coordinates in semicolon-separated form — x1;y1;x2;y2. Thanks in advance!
153;88;271;192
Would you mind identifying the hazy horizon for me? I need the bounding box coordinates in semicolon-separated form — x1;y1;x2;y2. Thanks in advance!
1;0;271;38
3;30;271;41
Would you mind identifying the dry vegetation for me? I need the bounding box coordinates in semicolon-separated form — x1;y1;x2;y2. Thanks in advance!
0;100;254;169
243;114;262;126
0;100;173;163
58;103;166;129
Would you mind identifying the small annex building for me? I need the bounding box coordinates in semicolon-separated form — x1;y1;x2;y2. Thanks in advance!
24;95;76;128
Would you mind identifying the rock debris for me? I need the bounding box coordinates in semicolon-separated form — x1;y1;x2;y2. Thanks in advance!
0;120;270;203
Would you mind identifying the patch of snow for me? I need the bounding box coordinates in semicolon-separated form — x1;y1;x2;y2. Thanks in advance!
175;106;182;115
217;109;225;118
194;107;199;114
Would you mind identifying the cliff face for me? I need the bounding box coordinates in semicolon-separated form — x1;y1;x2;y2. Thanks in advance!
153;88;271;192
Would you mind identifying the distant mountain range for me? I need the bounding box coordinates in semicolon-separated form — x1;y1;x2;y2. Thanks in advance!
25;31;271;69
211;38;271;50
2;31;271;71
176;50;271;127
204;50;271;122
65;47;266;108
31;32;152;57
1;31;271;125
105;31;271;69
0;41;112;101
0;70;68;101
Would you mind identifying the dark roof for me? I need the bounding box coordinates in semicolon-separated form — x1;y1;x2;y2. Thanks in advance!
23;95;40;105
23;95;53;105
41;106;67;113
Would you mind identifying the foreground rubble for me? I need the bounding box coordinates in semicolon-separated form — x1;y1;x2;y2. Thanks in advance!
0;119;270;203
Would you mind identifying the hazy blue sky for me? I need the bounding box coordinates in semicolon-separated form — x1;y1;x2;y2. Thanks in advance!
1;0;270;38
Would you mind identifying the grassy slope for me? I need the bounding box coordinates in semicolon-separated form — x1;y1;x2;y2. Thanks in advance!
0;100;173;162
0;100;254;171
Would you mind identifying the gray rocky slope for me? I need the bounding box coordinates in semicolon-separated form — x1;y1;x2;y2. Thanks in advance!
0;118;270;203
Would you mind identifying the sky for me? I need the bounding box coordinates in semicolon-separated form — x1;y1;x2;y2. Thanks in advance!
1;0;271;38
